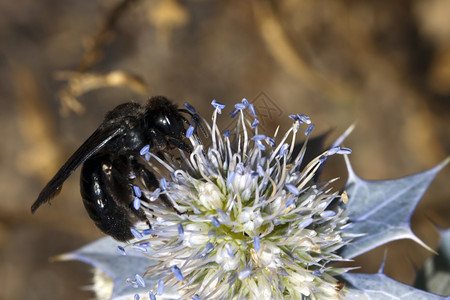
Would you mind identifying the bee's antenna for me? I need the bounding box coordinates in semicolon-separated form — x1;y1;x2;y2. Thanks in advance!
179;104;209;141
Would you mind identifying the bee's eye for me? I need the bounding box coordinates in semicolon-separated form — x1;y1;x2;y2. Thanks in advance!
155;114;171;131
152;112;184;137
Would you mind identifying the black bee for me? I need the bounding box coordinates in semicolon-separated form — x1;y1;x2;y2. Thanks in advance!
31;96;198;241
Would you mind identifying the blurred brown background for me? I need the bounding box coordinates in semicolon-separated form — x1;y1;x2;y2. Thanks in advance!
0;0;449;299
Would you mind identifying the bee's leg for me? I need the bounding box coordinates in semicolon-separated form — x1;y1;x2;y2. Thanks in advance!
166;136;192;153
179;108;208;137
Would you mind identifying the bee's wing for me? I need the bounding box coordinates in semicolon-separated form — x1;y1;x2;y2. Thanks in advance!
31;124;124;213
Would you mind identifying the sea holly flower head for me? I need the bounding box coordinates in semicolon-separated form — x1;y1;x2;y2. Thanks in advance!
116;99;353;299
60;97;449;300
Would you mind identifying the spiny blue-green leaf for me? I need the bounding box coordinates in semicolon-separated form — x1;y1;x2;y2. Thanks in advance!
342;271;450;300
414;228;450;296
340;157;449;259
56;237;179;299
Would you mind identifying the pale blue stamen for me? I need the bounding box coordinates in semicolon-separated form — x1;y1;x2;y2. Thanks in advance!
241;98;249;107
286;183;300;196
192;295;201;300
212;216;220;227
289;114;298;121
160;178;167;191
256;140;266;150
150;188;161;201
229;108;239;118
142;228;153;235
257;165;265;176
145;153;151;161
223;130;230;137
236;162;245;174
225;243;234;257
248;103;257;117
133;197;141;210
228;273;238;285
305;124;315;136
239;269;251;280
116;246;126;255
227;171;236;185
251;134;266;141
133;185;142;198
327;146;340;156
211;100;226;114
337;147;352;155
267;137;276;147
171;265;184;282
298;218;314;228
280;144;289;156
130;228;143;240
140;144;150;155
235;103;246;110
205;242;214;250
297;113;311;124
186;125;195;138
197;244;212;259
134;294;140;300
320;210;336;218
254;236;260;252
184;102;197;114
178;223;184;235
149;292;156;300
251;118;259;128
285;198;295;207
156;279;164;295
312;269;323;276
135;274;146;287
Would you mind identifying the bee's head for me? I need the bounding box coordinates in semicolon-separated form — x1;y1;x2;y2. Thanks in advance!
145;96;191;152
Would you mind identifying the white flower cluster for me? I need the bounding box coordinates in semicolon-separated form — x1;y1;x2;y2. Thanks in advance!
132;99;351;299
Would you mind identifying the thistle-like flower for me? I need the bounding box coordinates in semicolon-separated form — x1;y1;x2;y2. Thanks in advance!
120;99;352;299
